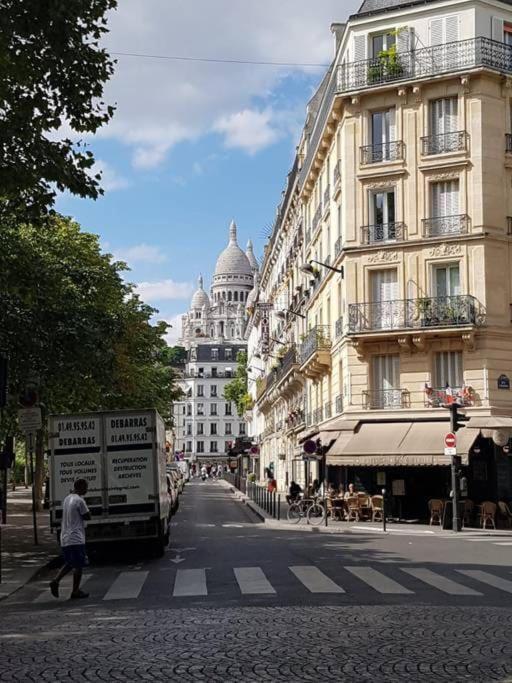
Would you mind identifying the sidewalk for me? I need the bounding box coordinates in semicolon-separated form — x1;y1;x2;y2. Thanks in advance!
221;480;512;539
0;488;59;600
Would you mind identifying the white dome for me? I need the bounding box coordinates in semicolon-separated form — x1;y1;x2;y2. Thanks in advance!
214;221;253;278
191;275;210;309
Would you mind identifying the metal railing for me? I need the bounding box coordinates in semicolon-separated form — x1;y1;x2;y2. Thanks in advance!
306;412;312;426
362;222;405;245
335;394;343;414
312;204;322;233
324;401;332;420
224;472;247;494
335;317;343;339
247;482;281;520
363;389;407;410
361;140;404;164
323;185;331;211
337;36;512;94
276;344;298;382
348;295;484;334
334;236;343;258
300;325;332;364
333;160;341;187
421;131;468;155
313;406;323;424
422;214;469;238
506;134;512;153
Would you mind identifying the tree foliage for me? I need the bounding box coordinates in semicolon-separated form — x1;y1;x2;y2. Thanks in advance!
223;351;250;417
0;214;181;434
0;0;117;220
165;346;187;367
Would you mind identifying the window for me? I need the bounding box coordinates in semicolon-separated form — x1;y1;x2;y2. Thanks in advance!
427;98;459;154
239;423;246;435
225;441;232;453
211;348;219;360
182;406;186;415
198;367;204;377
430;180;459;223
210;403;218;416
369;109;396;161
211;367;217;377
505;22;512;46
210;385;217;397
186;441;192;453
434;351;463;389
210;423;217;435
225;423;232;435
197;385;204;397
197;423;204;435
429;15;459;47
433;264;461;298
370;269;399;329
210;441;218;453
197;403;205;416
186;404;192;416
369;190;397;243
225;403;232;416
225;348;232;360
186;423;192;436
371;31;395;58
371;354;401;408
197;441;204;454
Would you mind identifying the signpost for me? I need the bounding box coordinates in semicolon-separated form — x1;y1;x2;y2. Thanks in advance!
444;432;457;457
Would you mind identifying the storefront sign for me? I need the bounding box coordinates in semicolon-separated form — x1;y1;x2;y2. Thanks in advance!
498;375;510;390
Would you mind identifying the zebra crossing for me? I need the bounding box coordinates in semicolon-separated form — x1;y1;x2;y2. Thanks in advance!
16;563;512;606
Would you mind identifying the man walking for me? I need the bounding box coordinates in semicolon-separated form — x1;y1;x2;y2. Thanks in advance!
50;478;91;600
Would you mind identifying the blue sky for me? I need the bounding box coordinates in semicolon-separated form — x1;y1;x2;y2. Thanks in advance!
56;0;361;343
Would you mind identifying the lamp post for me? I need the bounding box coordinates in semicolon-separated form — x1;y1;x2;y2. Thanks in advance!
300;260;344;277
275;309;305;320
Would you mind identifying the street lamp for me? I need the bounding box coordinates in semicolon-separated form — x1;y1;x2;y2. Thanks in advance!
275;309;305;320
300;260;344;277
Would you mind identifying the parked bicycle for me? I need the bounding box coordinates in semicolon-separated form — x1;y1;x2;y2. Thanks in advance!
287;497;316;523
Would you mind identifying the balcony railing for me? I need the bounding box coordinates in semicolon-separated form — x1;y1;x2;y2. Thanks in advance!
306;412;312;426
276;344;298;381
507;134;512;153
348;295;483;334
335;317;343;339
422;214;469;238
361;222;405;245
425;385;474;408
324;401;332;420
363;389;406;410
305;227;311;244
323;185;331;211
312;205;322;233
335;236;343;258
313;407;323;424
335;394;343;414
300;325;332;364
337;37;512;94
421;131;468;155
361;140;404;165
333;160;341;187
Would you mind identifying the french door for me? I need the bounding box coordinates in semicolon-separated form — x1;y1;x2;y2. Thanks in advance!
370;269;399;329
371;355;401;408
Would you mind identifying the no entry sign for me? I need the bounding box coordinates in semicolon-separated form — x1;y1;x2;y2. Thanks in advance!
444;432;456;456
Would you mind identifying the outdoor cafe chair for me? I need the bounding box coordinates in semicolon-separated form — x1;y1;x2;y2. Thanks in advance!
479;501;497;529
371;495;384;522
428;499;444;526
346;496;359;522
462;499;474;528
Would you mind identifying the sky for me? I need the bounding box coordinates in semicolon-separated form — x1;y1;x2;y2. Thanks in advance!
56;0;361;344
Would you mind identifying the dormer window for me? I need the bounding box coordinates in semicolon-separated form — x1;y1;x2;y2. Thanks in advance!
371;32;396;58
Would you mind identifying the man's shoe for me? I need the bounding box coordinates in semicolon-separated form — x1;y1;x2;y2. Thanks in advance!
49;580;59;598
70;590;89;600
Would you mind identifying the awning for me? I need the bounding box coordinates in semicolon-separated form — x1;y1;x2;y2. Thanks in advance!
326;421;478;468
466;416;512;430
298;427;319;444
317;430;339;448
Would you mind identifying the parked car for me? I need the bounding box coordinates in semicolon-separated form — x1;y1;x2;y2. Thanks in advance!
166;474;179;515
167;465;185;494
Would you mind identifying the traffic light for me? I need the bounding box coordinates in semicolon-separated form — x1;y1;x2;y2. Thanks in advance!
449;403;468;432
0;353;7;409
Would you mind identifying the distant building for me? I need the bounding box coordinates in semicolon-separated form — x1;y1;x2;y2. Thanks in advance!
173;221;258;462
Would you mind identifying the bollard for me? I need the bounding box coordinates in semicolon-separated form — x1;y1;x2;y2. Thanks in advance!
324;496;328;527
277;494;281;521
382;488;387;533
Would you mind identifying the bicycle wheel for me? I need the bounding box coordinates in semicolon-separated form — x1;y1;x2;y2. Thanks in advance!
287;503;302;523
307;503;326;526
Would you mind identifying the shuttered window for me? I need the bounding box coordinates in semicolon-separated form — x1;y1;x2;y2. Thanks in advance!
372;355;400;392
431;180;459;218
430;97;458;136
434;351;463;388
430;15;460;45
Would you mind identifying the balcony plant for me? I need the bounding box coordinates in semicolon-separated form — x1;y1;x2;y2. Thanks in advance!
367;29;407;84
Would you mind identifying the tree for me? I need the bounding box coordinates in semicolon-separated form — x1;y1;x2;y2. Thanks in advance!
0;0;117;220
165;346;188;367
0;214;182;503
223;351;251;417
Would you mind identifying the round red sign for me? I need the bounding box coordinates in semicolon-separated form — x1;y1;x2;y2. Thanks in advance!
445;432;456;448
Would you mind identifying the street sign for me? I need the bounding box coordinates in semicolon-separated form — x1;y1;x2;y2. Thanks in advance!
18;407;42;435
445;432;456;448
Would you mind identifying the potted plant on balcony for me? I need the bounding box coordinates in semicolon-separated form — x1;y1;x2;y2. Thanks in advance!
367;29;406;84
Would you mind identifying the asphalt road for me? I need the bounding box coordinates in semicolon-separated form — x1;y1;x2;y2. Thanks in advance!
1;479;512;681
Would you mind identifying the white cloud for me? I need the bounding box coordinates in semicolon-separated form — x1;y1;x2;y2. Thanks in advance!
158;313;185;346
214;108;280;154
136;279;194;302
94;0;360;167
114;243;167;265
91;159;130;191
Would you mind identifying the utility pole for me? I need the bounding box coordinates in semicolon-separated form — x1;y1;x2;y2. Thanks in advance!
448;403;465;532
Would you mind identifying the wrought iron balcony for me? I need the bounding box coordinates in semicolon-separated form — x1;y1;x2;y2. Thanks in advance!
361;140;404;165
361;222;405;245
507;134;512;153
300;325;332;364
363;389;406;410
324;401;332;420
421;131;468;156
422;214;469;238
323;185;331;211
313;407;323;424
335;317;343;339
312;205;322;233
335;236;343;258
335;394;343;414
337;37;512;94
333;160;341;187
348;295;483;334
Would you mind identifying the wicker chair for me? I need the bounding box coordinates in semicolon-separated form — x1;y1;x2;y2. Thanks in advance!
428;499;444;526
479;501;497;529
371;495;384;522
346;496;359;522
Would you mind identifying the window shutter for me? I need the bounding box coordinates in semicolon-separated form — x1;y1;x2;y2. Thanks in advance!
445;15;459;43
492;16;504;42
446;97;458;132
430;18;444;46
447;180;460;216
397;27;410;53
353;35;367;62
388;108;396;142
431;182;441;217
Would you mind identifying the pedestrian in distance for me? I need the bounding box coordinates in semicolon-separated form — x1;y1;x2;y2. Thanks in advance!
49;478;91;600
286;481;302;505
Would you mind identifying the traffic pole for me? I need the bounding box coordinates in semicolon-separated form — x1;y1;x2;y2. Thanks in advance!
449;405;461;533
28;433;38;545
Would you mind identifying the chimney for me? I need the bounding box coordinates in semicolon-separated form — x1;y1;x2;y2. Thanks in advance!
330;23;346;55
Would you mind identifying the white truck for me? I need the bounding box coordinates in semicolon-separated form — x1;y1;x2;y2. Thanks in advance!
48;409;171;555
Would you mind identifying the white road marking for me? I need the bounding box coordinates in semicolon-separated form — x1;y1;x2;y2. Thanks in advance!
34;574;93;603
345;566;413;594
290;566;344;593
234;567;276;595
103;571;149;601
173;569;207;597
494;542;512;546
458;569;512;594
401;568;481;596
